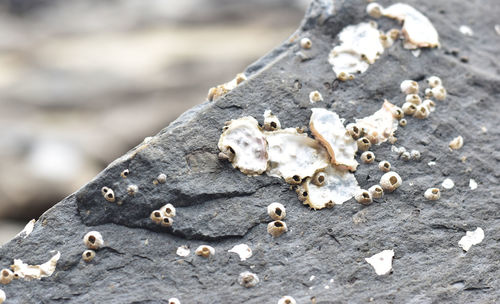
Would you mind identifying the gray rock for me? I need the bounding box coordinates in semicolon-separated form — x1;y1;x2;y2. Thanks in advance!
1;0;499;303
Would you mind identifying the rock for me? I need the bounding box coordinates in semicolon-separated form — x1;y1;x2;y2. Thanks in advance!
1;0;499;302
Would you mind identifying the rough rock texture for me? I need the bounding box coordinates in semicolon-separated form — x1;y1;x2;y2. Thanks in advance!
1;0;500;303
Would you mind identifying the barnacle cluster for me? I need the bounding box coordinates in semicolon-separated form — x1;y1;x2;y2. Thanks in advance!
266;202;288;237
81;231;104;262
398;76;447;123
150;203;176;227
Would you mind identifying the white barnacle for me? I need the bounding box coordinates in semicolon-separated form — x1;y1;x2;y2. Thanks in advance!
422;99;436;112
300;37;312;49
426;76;442;88
424;188;440;200
263;110;281;131
378;160;391;172
82;250;96;263
355;100;399;145
346;123;363;140
380;171;402;192
160;203;176;218
0;289;5;303
228;244;253;261
11;251;60;281
368;185;384;199
400;151;411;161
127;184;138;196
218;116;268;175
83;231;104;250
405;94;422;105
355;189;373;205
238;271;259;288
366;2;383;18
168;298;181;304
309;108;358;170
402;102;417;115
357;137;371;151
195;245;215;258
413;104;429;119
176;246;190;257
442;178;455;189
0;269;14;285
365;249;394;275
431;85;447;100
120;169;130;178
267;221;288;237
399;118;407;127
150;210;163;224
410;150;421;160
278;296;297;304
309;91;323;103
101;186;115;203
360;151;375;164
157;173;167;184
458;227;484;252
267;202;286;221
449;136;464;150
160;216;174;227
400;80;419;94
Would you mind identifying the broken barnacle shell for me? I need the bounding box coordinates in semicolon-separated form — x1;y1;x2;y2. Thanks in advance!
426;76;442;88
82;250;96;263
101;186;115;203
300;37;312;49
424;188;440;200
357;137;371;151
431;85;447;100
368;185;384;198
207;73;246;101
11;251;61;281
309;108;358;171
302;165;360;210
267;221;288;237
365;249;394;275
402;102;417;115
238;271;259;288
360;151;375;163
405;94;422;105
218;116;268;175
380;171;402;192
400;80;419;94
195;245;215;258
150;210;163;224
378;160;391;172
355;189;373;205
84;231;104;250
265;128;329;184
120;169;129;178
413;104;429;119
0;269;14;285
346;123;363;139
160;203;176;218
422;99;436;112
449;136;464;150
160;216;174;227
263;110;281;131
355;100;399;145
311;171;327;186
309;91;323;103
267;202;286;221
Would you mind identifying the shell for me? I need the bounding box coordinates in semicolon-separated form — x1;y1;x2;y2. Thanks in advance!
424;188;440;200
267;203;286;221
83;231;104;250
368;185;384;198
380;171;402;192
355;190;373;205
267;221;288;237
195;245;215;258
82;250;96;262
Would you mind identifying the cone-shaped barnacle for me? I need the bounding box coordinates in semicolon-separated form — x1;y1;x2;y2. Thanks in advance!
410;150;421;160
449;136;464;150
413;104;429;119
83;231;104;250
150;210;163;224
400;80;419;94
401;151;411;161
368;185;384;198
263;110;281;131
380;171;402;192
127;184;138;196
160;203;176;218
366;2;383;18
311;171;327;186
101;187;115;203
267;203;286;221
0;269;14;285
168;298;181;304
0;289;5;303
278;296;297;304
431;86;447;100
195;245;215;258
267;221;288;237
402;102;417;115
424;188;440;200
405;94;422;105
157;173;167;184
399;119;407;127
378;160;391;172
82;250;96;262
355;189;373;205
357;137;371;151
422;99;436;112
160;216;174;227
346;123;363;140
120;169;129;178
238;271;259;288
391;106;404;119
361;151;375;163
300;37;312;49
309;91;323;103
426;76;442;88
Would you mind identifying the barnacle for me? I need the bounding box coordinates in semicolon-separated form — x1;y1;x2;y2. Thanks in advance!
458;227;484;251
195;245;215;258
311;171;327;186
157;173;167;184
265;128;329;184
302;165;360;210
355;100;399;145
228;244;253;261
410;150;421;160
0;269;14;285
368;185;384;198
405;94;422;105
278;296;297;304
399;119;407;127
431;85;447;100
267;202;286;221
0;289;4;303
378;160;391;172
355;189;373;205
263;110;281;131
218;116;268;175
120;169;129;178
366;2;383;18
300;37;312;49
309;91;323;103
449;136;464;150
424;88;432;98
365;249;394;275
101;187;116;203
424;188;440;200
357;137;371;151
309;108;358;170
391;106;404;119
83;231;104;250
380;171;402;192
176;246;190;257
400;151;411;161
267;221;288;237
360;151;375;163
160;216;174;227
238;271;259;288
127;184;138;196
168;298;181;304
82;250;96;262
400;80;419;94
150;210;163;224
426;76;442;88
413;104;429;119
207;73;246;101
160;203;176;218
11;251;60;281
402;102;417;115
346;123;363;140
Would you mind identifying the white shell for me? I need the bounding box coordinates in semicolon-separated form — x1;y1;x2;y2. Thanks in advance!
458;227;484;252
365;249;394;275
207;73;246;101
300;38;312;49
310;108;358;170
160;203;176;218
380;171;402;192
11;251;60;280
228;244;253;261
431;85;447;100
459;25;473;36
424;188;440;200
442;178;454;189
426;76;442;88
355;100;399;145
400;80;419;94
176;246;190;257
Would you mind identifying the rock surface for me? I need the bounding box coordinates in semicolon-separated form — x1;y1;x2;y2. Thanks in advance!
1;0;500;303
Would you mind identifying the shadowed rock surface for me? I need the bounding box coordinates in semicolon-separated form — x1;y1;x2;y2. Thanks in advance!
1;0;500;302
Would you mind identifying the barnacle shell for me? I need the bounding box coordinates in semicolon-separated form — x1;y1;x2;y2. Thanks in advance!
160;203;176;218
0;269;14;285
365;249;394;275
431;85;447;100
83;231;104;250
368;185;384;198
378;160;391;172
413;104;429;119
302;165;360;210
218;116;268;175
168;298;181;304
0;289;5;303
265;128;329;184
355;100;399;145
82;250;96;262
101;186;116;203
355;189;373;205
309;91;323;103
380;171;402;192
207;73;246;101
195;245;215;258
300;37;312;49
402;102;417;115
263;110;281;131
267;202;286;221
120;169;129;178
278;296;297;304
160;216;174;227
11;251;60;281
424;188;440;200
176;246;190;257
238;271;259;288
360;151;375;163
309;108;358;171
150;210;163;224
267;220;288;237
426;76;442;88
449;136;464;150
405;94;422;105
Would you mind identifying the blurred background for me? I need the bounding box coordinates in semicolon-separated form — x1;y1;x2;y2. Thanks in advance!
0;0;308;244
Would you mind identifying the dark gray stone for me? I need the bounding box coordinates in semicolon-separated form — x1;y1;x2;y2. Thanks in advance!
1;0;499;303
